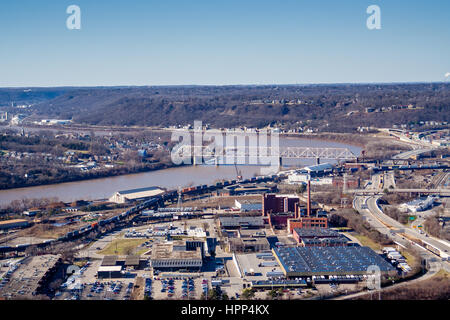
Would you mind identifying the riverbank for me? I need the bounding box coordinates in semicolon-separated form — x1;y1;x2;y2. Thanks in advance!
1;132;367;192
0;160;175;191
0;134;363;208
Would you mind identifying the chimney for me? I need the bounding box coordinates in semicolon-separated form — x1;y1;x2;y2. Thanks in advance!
307;180;311;217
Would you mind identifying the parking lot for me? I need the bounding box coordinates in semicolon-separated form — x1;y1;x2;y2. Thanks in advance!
0;254;60;299
151;276;208;300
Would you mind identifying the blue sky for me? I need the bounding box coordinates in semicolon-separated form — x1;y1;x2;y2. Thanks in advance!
0;0;449;87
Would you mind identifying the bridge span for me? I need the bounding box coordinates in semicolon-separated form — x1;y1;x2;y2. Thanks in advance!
174;145;357;165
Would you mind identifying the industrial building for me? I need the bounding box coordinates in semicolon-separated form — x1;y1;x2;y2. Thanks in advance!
292;228;348;247
234;199;262;212
302;163;334;176
97;266;123;279
150;240;203;271
98;254;144;278
263;181;328;231
100;255;145;271
218;216;265;229
251;279;308;289
287;173;334;185
109;186;165;204
273;246;396;278
0;219;30;230
288;216;328;232
223;183;277;196
228;237;270;253
262;194;299;216
267;212;296;230
287;181;328;232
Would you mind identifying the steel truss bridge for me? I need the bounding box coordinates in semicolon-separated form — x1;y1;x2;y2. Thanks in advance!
175;145;357;162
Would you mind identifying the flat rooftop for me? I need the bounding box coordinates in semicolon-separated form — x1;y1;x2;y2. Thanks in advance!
115;186;165;200
151;243;202;261
117;186;162;195
219;216;264;228
124;255;140;266
293;228;342;238
274;246;395;276
101;255;118;266
98;266;122;272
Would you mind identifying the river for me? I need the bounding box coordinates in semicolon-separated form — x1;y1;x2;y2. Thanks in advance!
0;137;361;207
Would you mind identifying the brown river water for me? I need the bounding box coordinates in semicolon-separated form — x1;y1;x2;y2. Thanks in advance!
0;137;361;207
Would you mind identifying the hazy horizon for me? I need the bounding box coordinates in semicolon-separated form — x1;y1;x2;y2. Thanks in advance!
1;80;450;90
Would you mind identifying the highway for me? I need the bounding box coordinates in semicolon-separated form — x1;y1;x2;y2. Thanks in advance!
366;196;450;257
334;195;444;300
355;170;450;257
349;188;450;196
357;169;450;258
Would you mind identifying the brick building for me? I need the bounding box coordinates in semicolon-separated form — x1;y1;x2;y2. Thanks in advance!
262;194;299;216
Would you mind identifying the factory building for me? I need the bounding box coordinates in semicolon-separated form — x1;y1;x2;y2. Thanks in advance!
287;181;328;232
97;266;123;279
292;228;348;247
288;174;333;185
234;199;262;212
288;217;328;232
262;194;299;216
218;216;265;229
98;255;146;278
150;240;203;271
302;163;334;176
228;238;271;253
273;246;396;278
223;183;277;196
109;186;165;204
268;212;296;230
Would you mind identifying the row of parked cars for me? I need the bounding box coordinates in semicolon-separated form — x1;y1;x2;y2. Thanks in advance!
181;278;195;299
202;279;208;296
144;278;152;298
161;278;174;297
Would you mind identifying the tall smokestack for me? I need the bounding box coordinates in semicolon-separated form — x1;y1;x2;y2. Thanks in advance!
307;180;311;217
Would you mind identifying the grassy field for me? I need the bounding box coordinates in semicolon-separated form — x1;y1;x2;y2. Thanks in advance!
99;238;147;255
351;233;383;252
